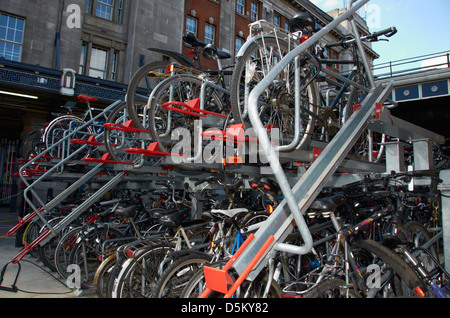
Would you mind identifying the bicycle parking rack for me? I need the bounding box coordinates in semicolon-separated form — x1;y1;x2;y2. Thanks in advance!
200;0;446;296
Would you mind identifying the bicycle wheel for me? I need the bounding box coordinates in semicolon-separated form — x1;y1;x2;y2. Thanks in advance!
153;252;212;298
20;128;45;158
359;239;427;297
346;72;386;163
148;74;227;155
127;60;202;131
54;226;83;280
69;225;123;289
398;221;438;274
43;115;90;158
112;241;173;298
230;36;318;150
103;101;147;164
22;219;43;258
93;253;117;298
37;216;67;272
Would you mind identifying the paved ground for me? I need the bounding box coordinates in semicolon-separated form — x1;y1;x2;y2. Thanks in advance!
0;206;88;298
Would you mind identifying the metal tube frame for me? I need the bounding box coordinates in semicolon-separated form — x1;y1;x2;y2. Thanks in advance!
18;100;122;233
247;0;370;256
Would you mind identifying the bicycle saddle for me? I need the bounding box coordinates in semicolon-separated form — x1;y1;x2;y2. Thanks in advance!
159;210;188;228
115;205;139;218
309;194;346;212
78;94;98;103
210;208;249;219
183;32;207;48
288;12;320;34
202;43;232;60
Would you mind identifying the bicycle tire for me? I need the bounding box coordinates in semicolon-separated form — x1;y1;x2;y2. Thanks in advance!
37;216;67;272
346;71;385;163
54;226;83;279
126;61;176;131
112;241;173;298
93;253;117;298
153;251;212;298
22;219;42;259
359;239;427;296
148;74;226;154
104;101;143;163
69;225;123;289
43;115;89;158
230;36;318;150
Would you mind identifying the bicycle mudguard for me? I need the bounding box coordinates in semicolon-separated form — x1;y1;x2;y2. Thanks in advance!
147;47;196;68
235;35;279;58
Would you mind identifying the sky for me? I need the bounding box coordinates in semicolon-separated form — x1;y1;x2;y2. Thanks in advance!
310;0;450;75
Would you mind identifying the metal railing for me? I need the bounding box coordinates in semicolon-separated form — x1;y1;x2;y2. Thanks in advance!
373;50;450;79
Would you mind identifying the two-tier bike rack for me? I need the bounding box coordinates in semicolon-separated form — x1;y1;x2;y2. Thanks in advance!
5;0;447;292
198;0;446;296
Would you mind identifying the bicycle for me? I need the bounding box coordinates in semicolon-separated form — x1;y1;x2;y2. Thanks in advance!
43;95;111;160
126;33;233;133
229;13;397;158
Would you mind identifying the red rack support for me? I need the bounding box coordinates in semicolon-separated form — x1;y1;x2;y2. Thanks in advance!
162;98;228;119
21;165;50;177
200;234;275;298
200;234;255;298
125;142;186;157
11;230;53;264
103;120;150;133
71;135;105;146
6;211;39;237
82;153;134;165
202;124;258;144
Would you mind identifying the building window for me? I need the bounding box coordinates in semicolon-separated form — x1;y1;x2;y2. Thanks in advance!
89;47;109;79
111;52;118;81
0;13;25;62
117;0;124;24
235;37;244;57
250;1;258;21
237;0;245;16
328;48;340;71
274;12;281;26
87;0;124;23
86;0;92;14
205;24;215;44
80;44;119;81
186;16;197;35
79;44;87;75
96;0;114;21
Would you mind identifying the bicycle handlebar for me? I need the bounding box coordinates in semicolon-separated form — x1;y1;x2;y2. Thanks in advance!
371;26;397;39
325;26;397;48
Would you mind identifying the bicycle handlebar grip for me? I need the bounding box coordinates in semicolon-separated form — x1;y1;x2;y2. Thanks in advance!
324;40;346;48
373;26;397;38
